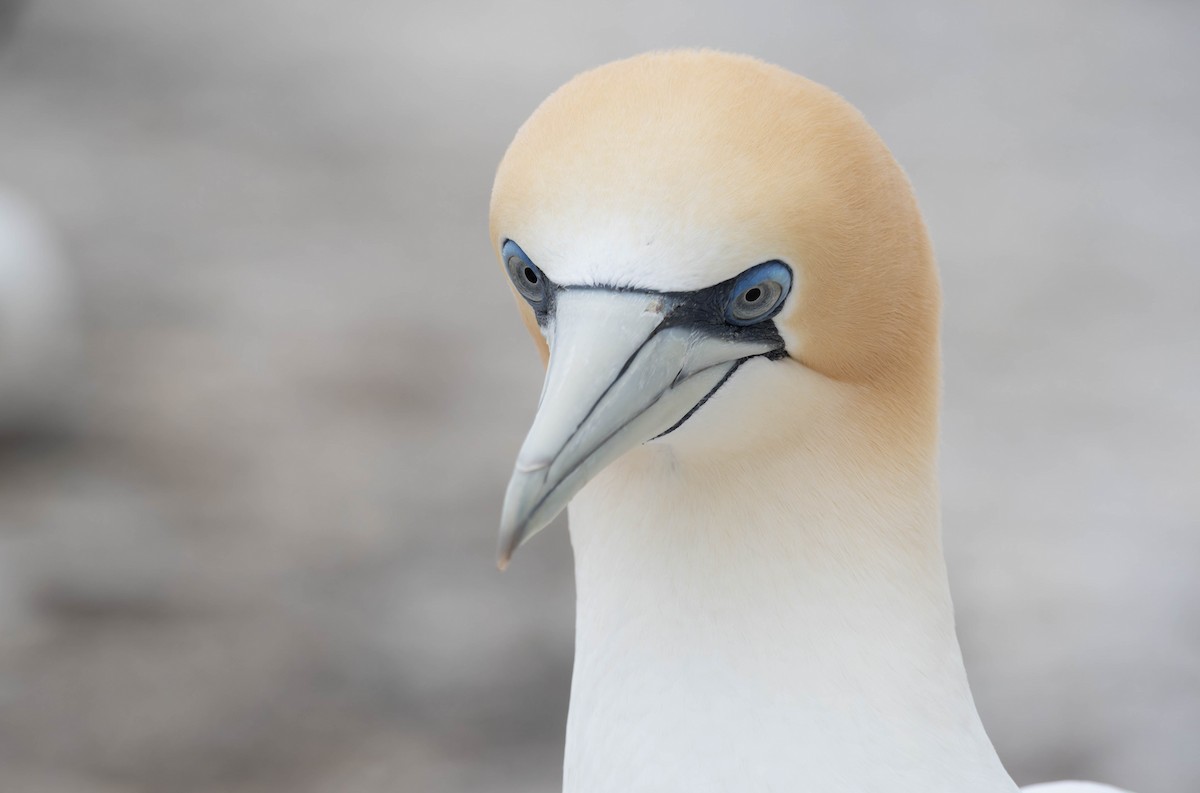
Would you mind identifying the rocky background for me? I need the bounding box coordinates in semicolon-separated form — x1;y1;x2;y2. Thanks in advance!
0;2;1196;792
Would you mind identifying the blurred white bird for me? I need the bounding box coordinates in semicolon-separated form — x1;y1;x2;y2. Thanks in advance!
0;188;78;433
490;51;1135;793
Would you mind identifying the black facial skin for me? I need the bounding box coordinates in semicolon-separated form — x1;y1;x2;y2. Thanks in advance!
503;240;792;436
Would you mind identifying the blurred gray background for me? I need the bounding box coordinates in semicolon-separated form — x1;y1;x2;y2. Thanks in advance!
0;2;1196;792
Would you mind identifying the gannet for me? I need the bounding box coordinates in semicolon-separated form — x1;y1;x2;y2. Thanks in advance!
0;189;77;431
490;50;1131;793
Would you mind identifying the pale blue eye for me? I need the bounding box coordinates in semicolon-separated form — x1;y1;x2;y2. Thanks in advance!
503;240;548;309
725;261;792;326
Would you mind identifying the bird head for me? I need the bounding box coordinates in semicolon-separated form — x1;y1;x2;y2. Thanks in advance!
490;51;939;568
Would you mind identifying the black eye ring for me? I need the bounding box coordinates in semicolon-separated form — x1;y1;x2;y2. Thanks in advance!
502;240;548;309
724;261;792;326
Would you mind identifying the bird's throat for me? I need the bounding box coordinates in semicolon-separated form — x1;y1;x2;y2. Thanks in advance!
562;435;1017;793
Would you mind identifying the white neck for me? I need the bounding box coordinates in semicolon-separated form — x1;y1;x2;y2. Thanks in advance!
562;376;1017;793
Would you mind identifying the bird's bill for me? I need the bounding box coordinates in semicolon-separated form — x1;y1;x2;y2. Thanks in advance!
497;288;776;569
